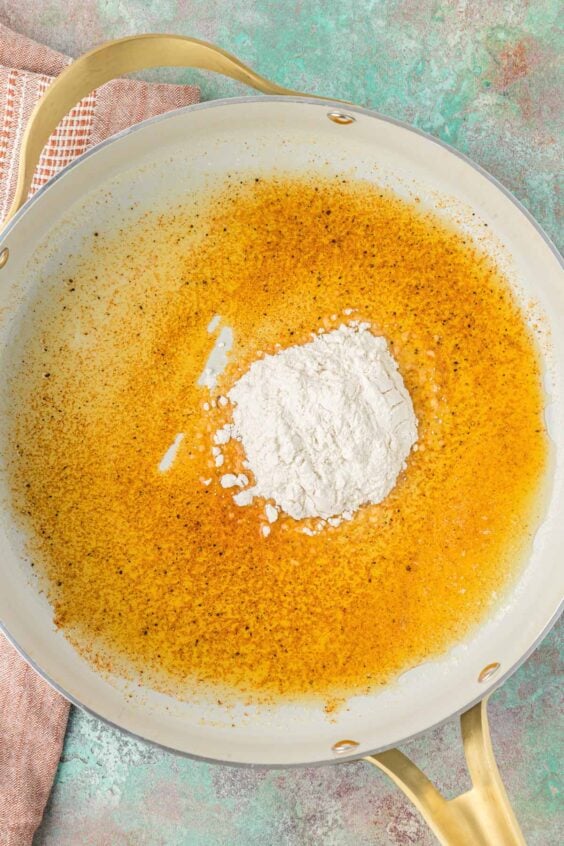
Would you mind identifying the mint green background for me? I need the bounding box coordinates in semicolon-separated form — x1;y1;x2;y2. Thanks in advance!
0;2;561;843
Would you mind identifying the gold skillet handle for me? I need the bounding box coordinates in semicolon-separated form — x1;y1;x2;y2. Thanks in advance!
6;33;335;223
365;697;526;845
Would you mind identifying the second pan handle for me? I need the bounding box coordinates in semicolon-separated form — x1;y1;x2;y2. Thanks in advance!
5;33;334;222
365;697;526;845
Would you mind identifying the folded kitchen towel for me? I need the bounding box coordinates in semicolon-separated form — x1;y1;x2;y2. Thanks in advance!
0;22;200;220
0;22;199;846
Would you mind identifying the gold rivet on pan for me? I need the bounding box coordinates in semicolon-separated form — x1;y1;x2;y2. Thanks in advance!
478;662;501;683
327;111;356;125
0;247;9;269
332;739;360;754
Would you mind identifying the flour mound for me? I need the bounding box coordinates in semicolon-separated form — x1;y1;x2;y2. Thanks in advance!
220;323;417;522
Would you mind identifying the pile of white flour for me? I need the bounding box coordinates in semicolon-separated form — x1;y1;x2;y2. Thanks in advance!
213;322;417;527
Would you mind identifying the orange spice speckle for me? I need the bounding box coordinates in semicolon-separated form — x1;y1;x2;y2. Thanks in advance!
7;175;547;702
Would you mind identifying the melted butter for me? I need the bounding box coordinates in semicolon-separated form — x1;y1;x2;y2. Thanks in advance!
8;175;548;701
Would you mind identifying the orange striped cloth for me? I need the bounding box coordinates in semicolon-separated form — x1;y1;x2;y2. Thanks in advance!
0;23;199;846
0;23;199;220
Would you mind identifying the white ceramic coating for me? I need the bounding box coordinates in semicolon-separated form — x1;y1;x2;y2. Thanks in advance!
0;97;562;766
